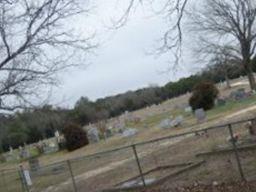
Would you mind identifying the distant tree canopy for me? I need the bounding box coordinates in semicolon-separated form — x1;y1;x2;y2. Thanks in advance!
0;60;255;152
0;106;68;151
189;82;219;111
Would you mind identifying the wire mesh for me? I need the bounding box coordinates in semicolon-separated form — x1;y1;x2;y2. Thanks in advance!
231;120;256;181
27;161;75;192
134;124;243;190
69;146;140;192
0;119;255;192
0;169;24;192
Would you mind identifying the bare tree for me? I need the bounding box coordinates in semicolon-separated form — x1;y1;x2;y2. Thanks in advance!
208;53;239;89
196;41;243;89
191;0;256;90
0;0;95;111
116;0;189;66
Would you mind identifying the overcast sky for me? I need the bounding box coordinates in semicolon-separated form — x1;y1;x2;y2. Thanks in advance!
51;0;199;108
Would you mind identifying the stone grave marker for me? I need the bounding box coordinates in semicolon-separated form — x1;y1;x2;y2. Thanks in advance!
105;128;113;138
159;119;172;129
9;146;13;155
19;147;30;159
172;115;184;127
3;153;16;162
216;98;226;106
54;130;60;138
229;88;247;101
122;128;138;137
195;108;206;123
43;141;59;154
87;127;100;143
185;106;192;113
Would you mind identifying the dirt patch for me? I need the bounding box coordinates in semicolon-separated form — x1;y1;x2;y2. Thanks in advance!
141;180;256;192
224;105;256;120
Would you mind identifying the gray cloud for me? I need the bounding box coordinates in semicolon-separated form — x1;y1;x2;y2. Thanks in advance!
51;0;196;108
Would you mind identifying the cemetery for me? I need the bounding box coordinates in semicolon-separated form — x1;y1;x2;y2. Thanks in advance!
1;0;256;191
1;78;256;192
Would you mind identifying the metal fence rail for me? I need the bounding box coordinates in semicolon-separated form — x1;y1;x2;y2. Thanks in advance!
1;117;256;192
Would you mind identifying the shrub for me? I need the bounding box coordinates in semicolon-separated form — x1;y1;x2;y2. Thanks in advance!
63;123;89;151
189;81;219;111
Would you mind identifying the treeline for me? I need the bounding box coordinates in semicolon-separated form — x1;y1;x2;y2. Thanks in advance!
0;61;253;152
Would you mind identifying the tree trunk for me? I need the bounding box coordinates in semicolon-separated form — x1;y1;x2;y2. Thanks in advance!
243;51;256;91
245;62;256;91
224;69;231;89
247;71;256;91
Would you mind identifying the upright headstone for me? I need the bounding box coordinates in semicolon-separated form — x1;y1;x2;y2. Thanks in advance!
54;130;60;138
185;106;192;113
122;128;138;137
87;127;100;143
105;128;113;138
9;146;13;155
172;115;184;127
216;98;226;106
19;147;30;159
195;108;206;123
159;119;172;129
43;140;59;154
229;88;247;101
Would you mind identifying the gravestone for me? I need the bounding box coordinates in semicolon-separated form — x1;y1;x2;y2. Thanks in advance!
195;108;206;123
54;130;60;138
105;128;113;138
19;147;30;159
229;88;247;101
216;98;226;106
43;141;59;154
172;115;184;127
9;146;13;155
185;106;192;113
159;119;172;129
87;127;100;143
3;153;16;162
122;128;138;137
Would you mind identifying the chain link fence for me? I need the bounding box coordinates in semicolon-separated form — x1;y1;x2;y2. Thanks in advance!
1;118;256;192
0;168;24;192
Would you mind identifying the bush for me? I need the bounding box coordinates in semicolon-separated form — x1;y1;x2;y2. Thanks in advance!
63;123;89;151
189;81;219;111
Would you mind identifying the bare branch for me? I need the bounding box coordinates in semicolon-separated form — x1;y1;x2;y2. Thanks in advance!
190;0;256;90
0;0;95;111
116;0;190;68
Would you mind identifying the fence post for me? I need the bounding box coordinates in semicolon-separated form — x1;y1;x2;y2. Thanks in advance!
67;160;78;192
228;124;245;181
1;170;8;192
18;168;27;192
132;145;146;187
19;165;30;192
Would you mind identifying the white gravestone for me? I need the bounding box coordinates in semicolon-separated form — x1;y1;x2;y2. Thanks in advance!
87;127;100;143
195;108;206;123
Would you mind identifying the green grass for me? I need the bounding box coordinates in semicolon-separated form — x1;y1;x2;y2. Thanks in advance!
126;108;187;129
208;95;256;117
